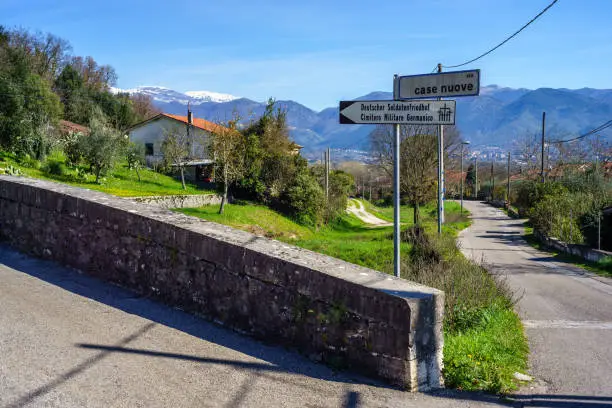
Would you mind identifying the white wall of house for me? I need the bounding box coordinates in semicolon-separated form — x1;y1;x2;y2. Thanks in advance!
128;117;210;162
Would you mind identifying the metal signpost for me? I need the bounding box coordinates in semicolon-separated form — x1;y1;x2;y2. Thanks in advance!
396;69;480;234
339;86;456;278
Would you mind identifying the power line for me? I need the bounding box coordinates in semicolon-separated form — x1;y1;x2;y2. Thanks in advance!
549;120;612;144
442;0;560;69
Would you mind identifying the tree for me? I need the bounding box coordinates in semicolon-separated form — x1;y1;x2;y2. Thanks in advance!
79;109;122;183
238;100;298;202
400;134;438;225
280;168;325;227
326;170;354;222
0;71;62;158
465;162;476;197
130;93;160;121
126;142;145;182
161;127;191;190
210;116;246;214
371;124;450;225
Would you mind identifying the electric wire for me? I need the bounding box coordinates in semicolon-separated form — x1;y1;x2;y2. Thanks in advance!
549;120;612;144
442;0;560;69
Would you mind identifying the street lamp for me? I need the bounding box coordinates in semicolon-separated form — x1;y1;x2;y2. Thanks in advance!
460;141;470;214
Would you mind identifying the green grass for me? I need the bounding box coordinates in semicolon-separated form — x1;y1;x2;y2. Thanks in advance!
178;200;468;271
178;199;527;393
523;222;612;278
0;151;213;197
178;202;405;270
443;304;529;393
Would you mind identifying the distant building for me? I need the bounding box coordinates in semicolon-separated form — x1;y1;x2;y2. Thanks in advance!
127;109;228;182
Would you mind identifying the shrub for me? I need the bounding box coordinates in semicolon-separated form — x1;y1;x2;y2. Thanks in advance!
42;150;68;176
62;131;84;166
279;170;325;227
18;154;41;169
44;160;66;176
529;192;591;243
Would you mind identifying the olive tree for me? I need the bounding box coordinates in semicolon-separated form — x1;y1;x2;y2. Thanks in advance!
161;127;190;190
79;109;122;183
209;116;246;214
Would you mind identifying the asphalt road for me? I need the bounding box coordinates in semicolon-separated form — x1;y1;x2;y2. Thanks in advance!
0;244;509;408
459;201;612;407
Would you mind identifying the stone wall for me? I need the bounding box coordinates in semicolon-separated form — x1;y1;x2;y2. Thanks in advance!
0;175;444;391
127;194;222;209
534;229;612;263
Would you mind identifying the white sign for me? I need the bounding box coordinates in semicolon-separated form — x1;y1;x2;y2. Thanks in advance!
339;100;456;125
397;70;480;99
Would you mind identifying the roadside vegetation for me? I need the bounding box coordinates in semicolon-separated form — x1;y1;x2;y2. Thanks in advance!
178;199;528;393
511;167;612;278
513;165;612;248
523;223;612;278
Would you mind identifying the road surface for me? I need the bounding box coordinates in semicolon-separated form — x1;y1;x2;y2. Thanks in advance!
459;201;612;407
0;244;508;408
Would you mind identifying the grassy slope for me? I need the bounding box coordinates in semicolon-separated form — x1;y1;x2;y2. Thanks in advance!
178;200;528;393
179;203;406;271
0;152;212;197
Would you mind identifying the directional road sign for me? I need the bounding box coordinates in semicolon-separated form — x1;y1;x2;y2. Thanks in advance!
396;69;480;100
339;100;456;125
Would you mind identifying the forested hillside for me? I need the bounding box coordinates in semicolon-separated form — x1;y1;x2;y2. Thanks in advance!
0;26;158;160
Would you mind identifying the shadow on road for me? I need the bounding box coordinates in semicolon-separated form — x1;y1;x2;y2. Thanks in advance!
4;322;156;408
9;244;596;408
518;394;612;407
0;246;389;390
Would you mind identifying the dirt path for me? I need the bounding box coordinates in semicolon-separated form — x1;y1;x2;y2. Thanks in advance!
346;199;392;227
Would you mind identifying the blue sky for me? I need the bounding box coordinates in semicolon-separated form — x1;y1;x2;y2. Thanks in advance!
1;0;610;110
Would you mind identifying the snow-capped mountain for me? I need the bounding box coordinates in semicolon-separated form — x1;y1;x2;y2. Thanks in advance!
184;90;239;103
111;86;239;105
116;85;612;154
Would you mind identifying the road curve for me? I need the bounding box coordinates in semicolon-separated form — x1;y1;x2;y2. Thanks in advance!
458;201;612;403
0;244;509;408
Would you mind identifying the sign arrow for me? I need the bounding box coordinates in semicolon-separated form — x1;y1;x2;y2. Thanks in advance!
339;100;456;125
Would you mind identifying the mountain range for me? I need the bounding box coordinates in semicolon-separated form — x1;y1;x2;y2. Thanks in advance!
114;85;612;155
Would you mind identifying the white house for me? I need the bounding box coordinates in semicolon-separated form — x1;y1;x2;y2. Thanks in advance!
127;110;227;182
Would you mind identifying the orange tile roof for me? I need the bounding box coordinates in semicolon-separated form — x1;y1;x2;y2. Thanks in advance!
161;113;229;134
59;120;90;135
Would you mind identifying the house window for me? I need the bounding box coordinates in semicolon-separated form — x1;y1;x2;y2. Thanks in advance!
145;143;154;156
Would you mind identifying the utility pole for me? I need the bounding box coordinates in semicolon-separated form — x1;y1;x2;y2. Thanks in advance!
460;141;469;213
437;63;445;234
475;158;478;200
392;74;401;278
570;208;573;244
507;152;511;207
599;211;602;250
490;160;494;201
541;111;546;183
325;148;329;199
